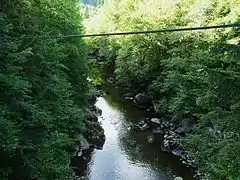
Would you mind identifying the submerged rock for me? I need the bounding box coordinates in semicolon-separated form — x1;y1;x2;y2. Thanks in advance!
147;135;155;143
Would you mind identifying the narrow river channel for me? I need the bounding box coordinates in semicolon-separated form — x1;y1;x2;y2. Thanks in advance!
78;83;195;180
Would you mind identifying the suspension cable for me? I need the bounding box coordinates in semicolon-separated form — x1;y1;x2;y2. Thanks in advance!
1;24;239;40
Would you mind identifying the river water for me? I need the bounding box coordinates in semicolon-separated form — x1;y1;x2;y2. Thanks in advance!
75;83;195;180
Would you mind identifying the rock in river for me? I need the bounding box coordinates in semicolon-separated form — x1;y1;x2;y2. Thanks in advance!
174;177;183;180
150;118;161;125
140;123;150;131
147;135;154;143
133;93;151;106
152;127;164;135
137;120;146;127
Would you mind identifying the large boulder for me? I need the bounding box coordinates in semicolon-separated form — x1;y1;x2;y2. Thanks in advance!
133;93;151;107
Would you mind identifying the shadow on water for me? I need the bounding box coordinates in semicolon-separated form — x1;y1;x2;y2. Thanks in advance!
72;82;195;180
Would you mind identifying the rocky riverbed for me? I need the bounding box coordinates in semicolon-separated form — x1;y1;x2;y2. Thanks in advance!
124;91;202;180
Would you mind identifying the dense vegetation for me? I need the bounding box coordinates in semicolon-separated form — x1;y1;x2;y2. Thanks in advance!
0;0;91;179
85;0;240;179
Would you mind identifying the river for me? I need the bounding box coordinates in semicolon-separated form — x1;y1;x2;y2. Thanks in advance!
75;83;195;180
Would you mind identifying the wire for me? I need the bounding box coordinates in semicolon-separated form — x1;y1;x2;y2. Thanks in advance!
1;24;239;40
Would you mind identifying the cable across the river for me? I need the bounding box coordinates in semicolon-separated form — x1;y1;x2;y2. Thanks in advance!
1;23;239;40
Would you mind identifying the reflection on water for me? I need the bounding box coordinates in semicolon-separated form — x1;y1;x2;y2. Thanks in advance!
82;84;195;180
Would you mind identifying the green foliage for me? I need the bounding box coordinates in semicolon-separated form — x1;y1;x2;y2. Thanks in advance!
86;0;240;179
0;0;90;179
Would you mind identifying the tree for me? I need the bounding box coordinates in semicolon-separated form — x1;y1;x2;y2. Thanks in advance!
0;0;90;179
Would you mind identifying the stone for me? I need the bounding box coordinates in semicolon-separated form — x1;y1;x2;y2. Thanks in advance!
146;108;151;112
162;141;171;152
140;123;150;131
77;149;83;157
107;78;114;84
85;109;98;122
133;93;151;106
172;149;185;157
152;127;164;134
125;96;133;100
174;177;183;180
137;120;146;127
162;137;179;152
124;93;134;100
95;107;102;116
145;117;151;123
150;118;161;125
